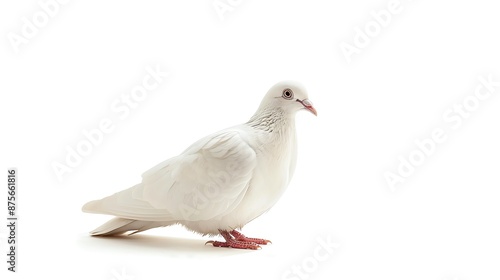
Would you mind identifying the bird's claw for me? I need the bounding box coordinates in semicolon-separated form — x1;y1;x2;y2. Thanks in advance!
229;230;272;245
205;239;262;250
206;230;271;250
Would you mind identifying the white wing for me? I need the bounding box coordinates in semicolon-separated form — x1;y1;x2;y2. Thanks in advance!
83;129;257;222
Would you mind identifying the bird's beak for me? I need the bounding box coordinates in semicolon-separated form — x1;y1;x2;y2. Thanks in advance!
298;99;317;116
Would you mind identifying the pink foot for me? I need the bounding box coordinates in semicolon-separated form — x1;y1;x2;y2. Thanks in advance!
229;230;271;245
205;230;271;250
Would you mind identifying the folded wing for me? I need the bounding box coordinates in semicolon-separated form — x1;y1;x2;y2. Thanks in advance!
82;130;257;222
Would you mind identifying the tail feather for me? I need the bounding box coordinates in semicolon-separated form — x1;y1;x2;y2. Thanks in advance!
82;200;106;214
89;217;175;236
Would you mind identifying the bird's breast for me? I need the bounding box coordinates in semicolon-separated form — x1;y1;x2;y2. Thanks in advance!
230;124;298;223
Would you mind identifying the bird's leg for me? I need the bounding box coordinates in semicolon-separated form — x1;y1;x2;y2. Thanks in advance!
229;230;271;245
205;230;263;250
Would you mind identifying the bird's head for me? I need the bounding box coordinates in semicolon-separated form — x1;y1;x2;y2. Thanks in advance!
260;81;317;116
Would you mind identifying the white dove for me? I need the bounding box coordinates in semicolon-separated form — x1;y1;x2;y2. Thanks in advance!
82;81;317;249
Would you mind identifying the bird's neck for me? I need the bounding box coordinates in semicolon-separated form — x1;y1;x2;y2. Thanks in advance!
246;107;298;169
246;107;295;136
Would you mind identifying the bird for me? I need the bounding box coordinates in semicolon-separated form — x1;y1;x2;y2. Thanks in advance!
82;81;317;250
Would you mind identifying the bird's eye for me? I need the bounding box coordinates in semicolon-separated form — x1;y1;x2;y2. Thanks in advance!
282;89;294;100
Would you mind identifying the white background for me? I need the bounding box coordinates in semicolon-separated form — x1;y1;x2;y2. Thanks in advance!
1;1;500;280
